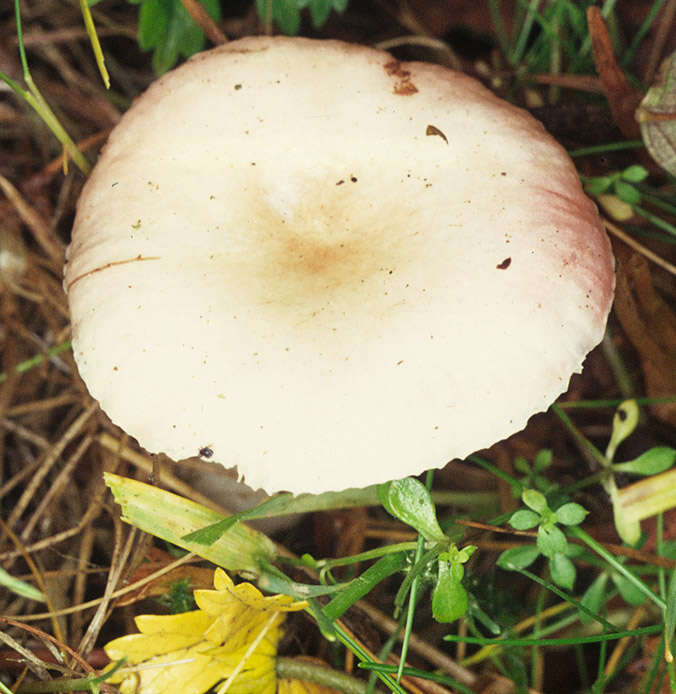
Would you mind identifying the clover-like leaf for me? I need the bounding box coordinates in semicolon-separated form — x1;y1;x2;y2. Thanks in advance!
497;545;541;571
613;180;641;205
584;176;613;195
522;489;547;514
611;571;648;607
621;165;649;183
580;572;609;624
537;524;568;558
550;552;576;590
510;509;541;530
533;449;553;472
555;503;588;526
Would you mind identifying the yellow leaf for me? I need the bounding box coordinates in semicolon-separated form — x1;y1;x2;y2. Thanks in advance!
206;568;308;612
104;568;307;694
105;611;214;662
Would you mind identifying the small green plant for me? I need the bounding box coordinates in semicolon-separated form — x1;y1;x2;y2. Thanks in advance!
500;489;588;590
156;577;197;613
122;0;350;74
256;0;348;35
511;448;558;497
125;0;222;74
583;164;650;206
602;400;676;545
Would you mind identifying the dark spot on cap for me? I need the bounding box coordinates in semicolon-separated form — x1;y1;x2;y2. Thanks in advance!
234;84;242;90
617;407;628;421
384;60;418;95
426;125;448;144
496;257;512;270
199;446;214;458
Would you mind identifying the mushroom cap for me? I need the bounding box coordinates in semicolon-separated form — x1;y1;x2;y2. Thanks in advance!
66;36;614;495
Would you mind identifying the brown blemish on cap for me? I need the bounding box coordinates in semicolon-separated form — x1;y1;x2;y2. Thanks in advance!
426;125;448;144
496;257;512;270
65;254;161;291
384;60;418;95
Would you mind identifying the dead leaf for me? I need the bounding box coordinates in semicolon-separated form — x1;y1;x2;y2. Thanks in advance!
613;252;676;426
587;7;643;138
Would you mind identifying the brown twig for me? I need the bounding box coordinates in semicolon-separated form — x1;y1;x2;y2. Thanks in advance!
179;0;227;45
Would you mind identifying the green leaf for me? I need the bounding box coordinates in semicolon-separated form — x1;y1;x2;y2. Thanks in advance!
257;0;302;35
621;164;649;182
584;176;612;195
432;557;469;623
309;0;332;27
565;542;586;559
611;571;650;607
514;457;531;474
0;566;44;602
138;0;169;52
378;478;445;542
137;0;221;75
613;447;676;476
104;473;275;575
497;545;540;570
533;449;553;472
550;552;576;590
580;572;609;624
555;503;589;526
509;509;541;530
537;524;567;558
613;180;641;205
322;552;407;621
522;489;547;514
333;0;348;11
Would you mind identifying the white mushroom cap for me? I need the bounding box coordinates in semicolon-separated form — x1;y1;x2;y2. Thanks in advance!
66;36;614;495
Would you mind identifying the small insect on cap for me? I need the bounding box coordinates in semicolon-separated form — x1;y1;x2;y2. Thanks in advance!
65;36;614;494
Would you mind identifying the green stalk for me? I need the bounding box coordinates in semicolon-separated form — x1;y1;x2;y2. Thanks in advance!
79;0;110;88
0;340;72;385
333;623;407;694
569;140;645;157
276;657;368;694
396;469;434;682
570;526;666;611
4;0;91;175
551;404;609;469
632;205;676;238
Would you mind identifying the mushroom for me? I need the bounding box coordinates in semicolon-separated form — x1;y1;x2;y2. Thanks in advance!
65;36;614;495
